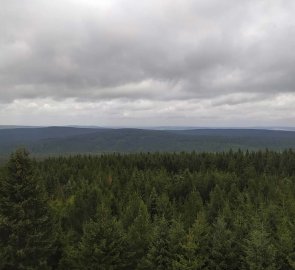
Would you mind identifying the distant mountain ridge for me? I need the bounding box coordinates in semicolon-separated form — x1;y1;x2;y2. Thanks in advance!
0;126;295;156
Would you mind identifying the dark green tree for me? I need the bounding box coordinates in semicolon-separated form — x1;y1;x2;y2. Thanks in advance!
144;217;173;270
0;149;55;270
243;220;277;270
77;205;131;270
207;185;225;222
127;200;152;269
276;216;295;269
182;190;203;228
208;215;238;270
149;187;158;222
173;211;209;270
169;219;186;265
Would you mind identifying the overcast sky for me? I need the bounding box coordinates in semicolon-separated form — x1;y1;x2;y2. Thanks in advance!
1;0;295;127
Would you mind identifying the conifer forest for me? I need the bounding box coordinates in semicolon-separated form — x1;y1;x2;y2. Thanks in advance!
2;0;295;268
1;149;295;269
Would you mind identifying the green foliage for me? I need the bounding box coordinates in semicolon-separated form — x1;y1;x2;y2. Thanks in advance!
276;217;295;269
208;215;238;270
1;149;295;269
173;212;209;270
77;205;131;270
182;190;203;229
144;217;173;270
243;219;277;270
0;149;55;270
127;200;152;269
148;187;158;221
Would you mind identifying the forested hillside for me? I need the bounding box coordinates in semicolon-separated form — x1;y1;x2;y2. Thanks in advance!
1;127;295;156
1;149;295;269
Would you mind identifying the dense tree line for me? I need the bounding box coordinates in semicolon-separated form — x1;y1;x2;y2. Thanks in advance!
1;149;295;269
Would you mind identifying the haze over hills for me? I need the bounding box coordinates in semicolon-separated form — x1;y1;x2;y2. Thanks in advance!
1;126;295;156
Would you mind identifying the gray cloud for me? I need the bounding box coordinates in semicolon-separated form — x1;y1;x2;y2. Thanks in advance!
0;0;295;126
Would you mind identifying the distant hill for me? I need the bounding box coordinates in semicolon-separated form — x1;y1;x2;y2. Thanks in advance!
0;125;40;129
1;127;295;156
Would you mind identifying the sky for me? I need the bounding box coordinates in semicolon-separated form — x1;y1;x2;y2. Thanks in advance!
1;0;295;127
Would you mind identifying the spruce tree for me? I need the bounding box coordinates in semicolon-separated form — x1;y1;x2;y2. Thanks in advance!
243;220;277;270
169;219;186;259
77;205;131;270
208;215;238;270
149;187;158;222
182;190;203;229
127;200;152;269
276;216;295;269
144;217;173;270
0;149;55;270
173;212;209;270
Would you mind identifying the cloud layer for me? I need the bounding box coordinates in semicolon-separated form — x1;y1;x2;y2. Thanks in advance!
1;0;295;126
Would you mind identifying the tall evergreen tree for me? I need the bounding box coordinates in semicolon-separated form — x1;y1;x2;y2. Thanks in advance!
243;220;277;270
207;185;225;222
149;187;158;222
182;190;203;229
127;200;152;269
173;212;209;270
144;217;173;270
77;205;131;270
169;219;186;268
276;216;295;269
208;215;238;270
0;149;55;270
